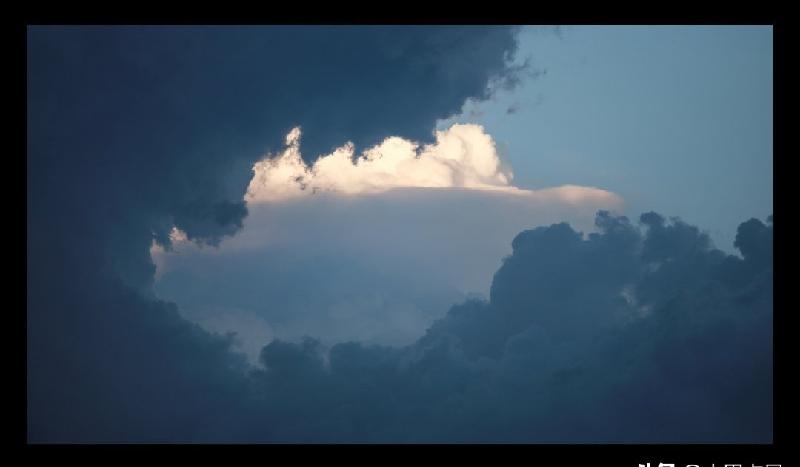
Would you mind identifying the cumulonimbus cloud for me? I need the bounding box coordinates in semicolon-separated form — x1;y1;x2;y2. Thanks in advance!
151;124;626;364
244;124;622;207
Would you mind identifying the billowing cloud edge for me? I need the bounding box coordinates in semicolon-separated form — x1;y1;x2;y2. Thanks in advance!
243;124;623;207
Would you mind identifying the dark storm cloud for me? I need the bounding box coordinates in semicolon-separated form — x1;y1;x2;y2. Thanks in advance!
27;25;521;442
233;212;772;443
27;25;521;288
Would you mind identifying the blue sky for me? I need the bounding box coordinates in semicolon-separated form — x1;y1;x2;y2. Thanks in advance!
442;26;773;252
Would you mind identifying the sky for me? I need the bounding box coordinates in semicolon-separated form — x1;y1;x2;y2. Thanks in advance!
27;25;773;443
441;26;773;252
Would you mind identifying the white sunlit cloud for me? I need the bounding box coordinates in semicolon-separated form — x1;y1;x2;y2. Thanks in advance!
244;123;621;206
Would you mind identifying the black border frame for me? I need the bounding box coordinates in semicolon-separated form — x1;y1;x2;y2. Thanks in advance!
19;11;785;465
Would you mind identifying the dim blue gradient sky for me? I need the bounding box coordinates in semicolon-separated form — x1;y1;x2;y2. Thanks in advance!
442;26;772;252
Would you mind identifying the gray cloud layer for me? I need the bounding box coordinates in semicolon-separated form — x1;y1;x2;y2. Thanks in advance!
225;212;772;442
152;187;623;362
